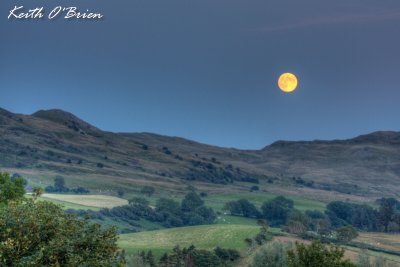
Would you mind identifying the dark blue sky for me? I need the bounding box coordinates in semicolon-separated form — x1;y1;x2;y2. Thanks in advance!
1;0;400;149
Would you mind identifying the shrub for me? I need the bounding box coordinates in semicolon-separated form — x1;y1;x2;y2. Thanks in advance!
261;196;294;226
0;199;124;266
249;242;290;267
287;241;356;267
0;172;25;204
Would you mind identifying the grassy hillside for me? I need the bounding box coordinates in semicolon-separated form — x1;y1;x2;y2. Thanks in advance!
118;224;261;257
1;107;400;202
41;194;128;208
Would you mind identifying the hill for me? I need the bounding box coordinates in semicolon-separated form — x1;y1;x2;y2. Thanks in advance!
1;107;400;200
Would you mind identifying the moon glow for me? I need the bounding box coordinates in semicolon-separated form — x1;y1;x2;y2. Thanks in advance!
278;73;298;93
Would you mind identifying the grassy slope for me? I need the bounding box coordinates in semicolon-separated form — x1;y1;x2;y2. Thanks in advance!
33;192;400;266
118;224;261;258
41;193;128;208
2;108;400;200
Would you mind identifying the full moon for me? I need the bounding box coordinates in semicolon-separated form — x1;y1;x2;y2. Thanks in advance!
278;73;298;93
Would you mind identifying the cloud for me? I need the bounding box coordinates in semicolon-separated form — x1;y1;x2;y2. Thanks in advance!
252;11;400;33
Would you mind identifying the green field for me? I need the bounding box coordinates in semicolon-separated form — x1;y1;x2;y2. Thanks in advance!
118;224;261;258
41;193;128;208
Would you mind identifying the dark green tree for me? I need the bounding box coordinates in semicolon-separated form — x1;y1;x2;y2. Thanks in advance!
0;172;25;205
378;198;396;232
0;199;124;266
54;175;66;190
129;197;150;207
287;241;356;267
336;226;358;243
181;192;204;212
261;196;294;226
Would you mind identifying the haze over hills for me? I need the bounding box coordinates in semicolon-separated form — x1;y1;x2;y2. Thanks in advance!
0;107;399;199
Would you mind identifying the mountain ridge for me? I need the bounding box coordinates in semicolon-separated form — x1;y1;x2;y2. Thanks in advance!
1;107;399;199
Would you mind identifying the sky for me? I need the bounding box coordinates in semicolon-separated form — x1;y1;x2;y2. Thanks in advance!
1;0;400;149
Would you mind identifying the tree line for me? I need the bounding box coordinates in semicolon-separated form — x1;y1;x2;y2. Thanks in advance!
71;191;216;231
224;195;400;238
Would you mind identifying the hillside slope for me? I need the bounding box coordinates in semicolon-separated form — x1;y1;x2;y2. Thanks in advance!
0;108;399;198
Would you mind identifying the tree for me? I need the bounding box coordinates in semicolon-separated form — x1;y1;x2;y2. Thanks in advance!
129;197;150;207
357;250;387;267
181;192;204;212
195;206;216;224
239;199;261;218
287;241;357;267
214;247;240;262
146;251;156;267
156;198;182;216
0;172;25;204
141;186;155;197
32;187;43;198
0;199;124;266
262;196;294;226
336;226;358;243
54;175;66;190
285;210;310;235
224;201;242;215
224;199;261;218
117;189;125;198
378;198;396;232
190;249;222;267
351;204;378;231
249;242;289;267
325;201;355;228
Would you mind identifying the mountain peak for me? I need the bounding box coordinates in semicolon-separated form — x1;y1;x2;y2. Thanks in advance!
32;109;99;133
350;131;400;145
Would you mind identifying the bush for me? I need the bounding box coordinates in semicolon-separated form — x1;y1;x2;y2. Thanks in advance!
336;225;358;243
0;199;124;266
0;172;25;204
261;196;294;226
224;199;261;218
249;242;290;267
181;192;204;212
287;241;356;267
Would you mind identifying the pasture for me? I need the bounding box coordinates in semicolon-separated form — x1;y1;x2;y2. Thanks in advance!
41;194;128;209
118;224;261;257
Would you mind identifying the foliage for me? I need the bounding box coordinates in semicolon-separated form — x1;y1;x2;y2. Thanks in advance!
0;199;124;266
262;196;294;226
45;175;90;194
98;192;215;230
357;250;388;267
378;198;397;232
326;199;400;232
132;245;240;267
249;242;290;267
284;210;310;235
214;247;241;262
181;192;204;212
287;241;357;267
336;226;358;243
0;172;25;204
224;199;261;218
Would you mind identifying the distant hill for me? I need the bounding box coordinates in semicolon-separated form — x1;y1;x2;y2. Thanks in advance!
1;108;399;199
